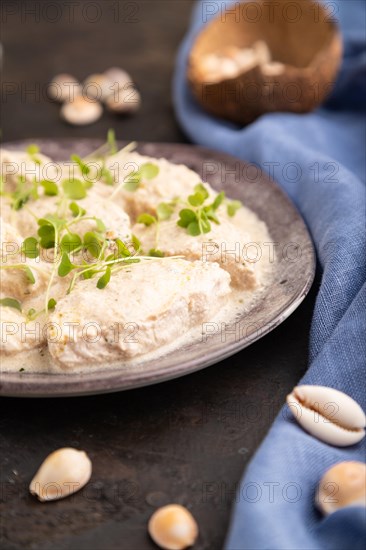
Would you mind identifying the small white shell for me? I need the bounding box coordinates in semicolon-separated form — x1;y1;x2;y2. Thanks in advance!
106;86;141;114
218;58;238;79
48;74;82;103
148;504;198;550
316;461;366;515
29;447;92;502
104;67;133;90
233;48;258;72
83;73;113;101
61;96;103;125
253;40;272;65
286;385;366;446
261;62;285;76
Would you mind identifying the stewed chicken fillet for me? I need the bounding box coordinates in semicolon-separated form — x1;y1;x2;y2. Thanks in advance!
133;216;257;289
47;259;231;369
0;217;52;301
105;151;207;221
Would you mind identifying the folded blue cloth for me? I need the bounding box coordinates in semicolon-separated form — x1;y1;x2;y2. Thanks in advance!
173;1;366;548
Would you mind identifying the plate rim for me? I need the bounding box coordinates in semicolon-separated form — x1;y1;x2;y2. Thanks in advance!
0;139;316;397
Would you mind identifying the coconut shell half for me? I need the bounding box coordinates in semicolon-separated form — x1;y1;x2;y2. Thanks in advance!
187;0;343;125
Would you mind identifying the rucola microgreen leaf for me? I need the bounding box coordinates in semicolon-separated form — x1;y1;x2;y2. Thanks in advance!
27;308;37;320
123;163;159;192
69;202;86;217
149;249;164;257
115;238;132;257
139;163;159;180
38;214;65;230
24;266;36;284
83;232;104;258
37;216;64;249
187;221;201;236
26;144;39;156
227;200;242;217
131;234;141;253
175;185;238;236
38;224;55;249
97;266;111;289
82;268;97;280
61;233;82;253
48;298;57;310
177;209;197;228
123;172;141;192
58;252;75;277
212;191;225;210
188;183;209;207
40;180;58;196
71;154;90;176
156;202;173;221
12;176;31;210
101;166;115;186
107;129;117;155
26;144;41;164
62;178;87;200
94;218;106;232
137;213;157;226
22;237;39;259
0;297;22;312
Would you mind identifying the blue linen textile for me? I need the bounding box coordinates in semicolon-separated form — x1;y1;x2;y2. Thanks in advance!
173;1;366;548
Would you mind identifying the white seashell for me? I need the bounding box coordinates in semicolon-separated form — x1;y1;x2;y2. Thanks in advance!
61;95;103;125
233;48;258;72
104;67;134;90
253;40;272;65
199;54;221;75
148;504;198;550
261;62;285;76
316;461;366;515
48;74;82;103
286;385;366;446
106;86;141;114
29;447;92;502
219;58;239;78
83;73;113;101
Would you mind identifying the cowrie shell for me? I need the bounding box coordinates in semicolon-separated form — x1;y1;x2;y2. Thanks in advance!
286;385;365;446
148;504;199;550
29;448;92;502
316;461;366;515
61;96;103;126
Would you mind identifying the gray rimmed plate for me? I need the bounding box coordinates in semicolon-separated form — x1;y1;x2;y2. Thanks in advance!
0;139;315;397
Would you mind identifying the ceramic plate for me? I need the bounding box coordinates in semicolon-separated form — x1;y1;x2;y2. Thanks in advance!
0;139;315;397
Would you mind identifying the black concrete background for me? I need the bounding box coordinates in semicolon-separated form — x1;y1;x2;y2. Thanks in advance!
0;1;317;548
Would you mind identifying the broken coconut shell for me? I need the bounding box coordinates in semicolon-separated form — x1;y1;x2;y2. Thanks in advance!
187;0;342;125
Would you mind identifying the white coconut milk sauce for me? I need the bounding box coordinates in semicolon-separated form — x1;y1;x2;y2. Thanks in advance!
1;204;273;375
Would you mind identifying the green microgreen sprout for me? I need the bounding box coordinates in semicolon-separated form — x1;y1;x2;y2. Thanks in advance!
0;297;22;312
26;144;41;165
11;176;38;210
227;200;242;217
122;162;160;193
137;201;174;251
62;178;87;200
80;129;121;186
22;237;39;259
176;184;225;236
40;180;59;196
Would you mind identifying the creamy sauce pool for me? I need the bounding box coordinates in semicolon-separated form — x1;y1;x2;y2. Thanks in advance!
1;204;273;374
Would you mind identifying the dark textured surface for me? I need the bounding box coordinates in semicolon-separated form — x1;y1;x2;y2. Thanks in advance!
0;1;317;548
